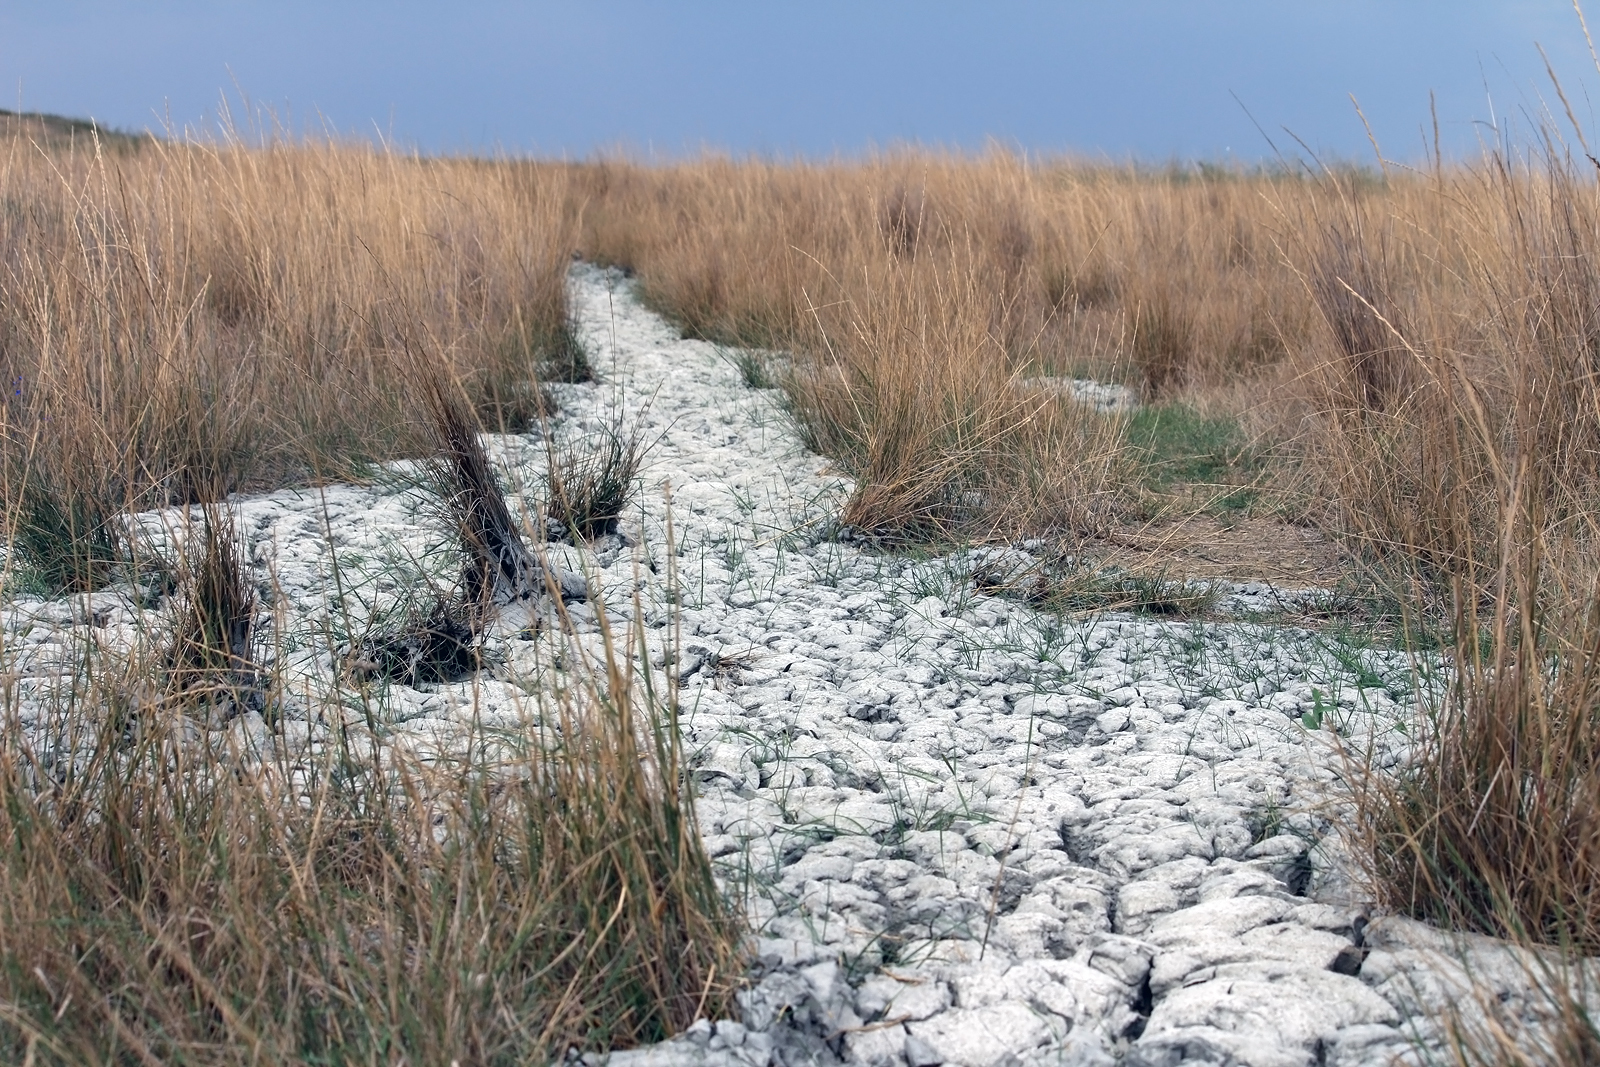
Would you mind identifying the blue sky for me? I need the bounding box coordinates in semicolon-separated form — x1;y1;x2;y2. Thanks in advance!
1;2;1596;162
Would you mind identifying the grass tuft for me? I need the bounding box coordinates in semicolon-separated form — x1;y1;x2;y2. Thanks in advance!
1309;215;1411;413
974;556;1219;618
1129;292;1196;398
361;372;551;683
164;500;267;720
718;345;775;390
423;374;548;612
478;311;591;432
9;470;124;594
1124;403;1255;490
546;399;657;541
1354;547;1600;955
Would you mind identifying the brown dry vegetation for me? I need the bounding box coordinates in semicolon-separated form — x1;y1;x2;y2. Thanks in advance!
7;110;1600;1058
566;151;1600;578
0;599;737;1064
0;130;578;518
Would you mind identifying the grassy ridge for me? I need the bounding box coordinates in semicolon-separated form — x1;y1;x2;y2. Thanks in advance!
567;151;1600;576
0;131;578;530
0;109;150;153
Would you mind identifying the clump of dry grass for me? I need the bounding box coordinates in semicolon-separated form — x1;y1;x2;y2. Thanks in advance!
163;499;267;720
1338;145;1600;955
802;254;1133;541
359;370;556;684
1308;214;1412;414
423;372;549;612
1312;140;1600;1063
1350;525;1600;1064
5;462;125;594
546;397;658;541
1354;538;1600;951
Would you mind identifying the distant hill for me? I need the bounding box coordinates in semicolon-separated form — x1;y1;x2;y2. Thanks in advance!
0;109;151;152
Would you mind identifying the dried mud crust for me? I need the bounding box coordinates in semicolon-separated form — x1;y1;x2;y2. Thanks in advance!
1090;513;1346;591
543;267;1450;1067
0;266;1556;1067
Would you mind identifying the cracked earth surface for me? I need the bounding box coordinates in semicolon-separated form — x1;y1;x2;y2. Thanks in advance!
3;266;1571;1067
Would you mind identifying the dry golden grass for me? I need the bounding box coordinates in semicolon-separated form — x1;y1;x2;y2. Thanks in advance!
567;153;1600;559
0;601;739;1064
566;148;1600;1030
10;115;1600;1058
570;154;1352;546
0;129;578;531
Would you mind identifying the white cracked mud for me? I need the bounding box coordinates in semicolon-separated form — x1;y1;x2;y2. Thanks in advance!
1;266;1573;1067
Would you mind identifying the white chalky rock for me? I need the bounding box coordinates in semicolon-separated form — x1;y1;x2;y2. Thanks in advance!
845;1024;908;1067
7;264;1586;1066
1136;968;1398;1067
905;1003;1058;1066
1013;377;1139;414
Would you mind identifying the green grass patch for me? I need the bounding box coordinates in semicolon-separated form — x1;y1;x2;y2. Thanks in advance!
10;472;124;595
715;345;776;390
1125;403;1259;496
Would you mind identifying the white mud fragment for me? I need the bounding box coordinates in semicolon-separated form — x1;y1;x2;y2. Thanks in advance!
0;265;1580;1066
1013;377;1139;415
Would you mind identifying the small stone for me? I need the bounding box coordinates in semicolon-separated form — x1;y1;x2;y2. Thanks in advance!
1095;708;1131;733
1115;880;1180;934
906;1005;1055;1066
903;1032;943;1067
740;1031;774;1067
1085;934;1156;987
856;975;951;1022
844;1023;907;1067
